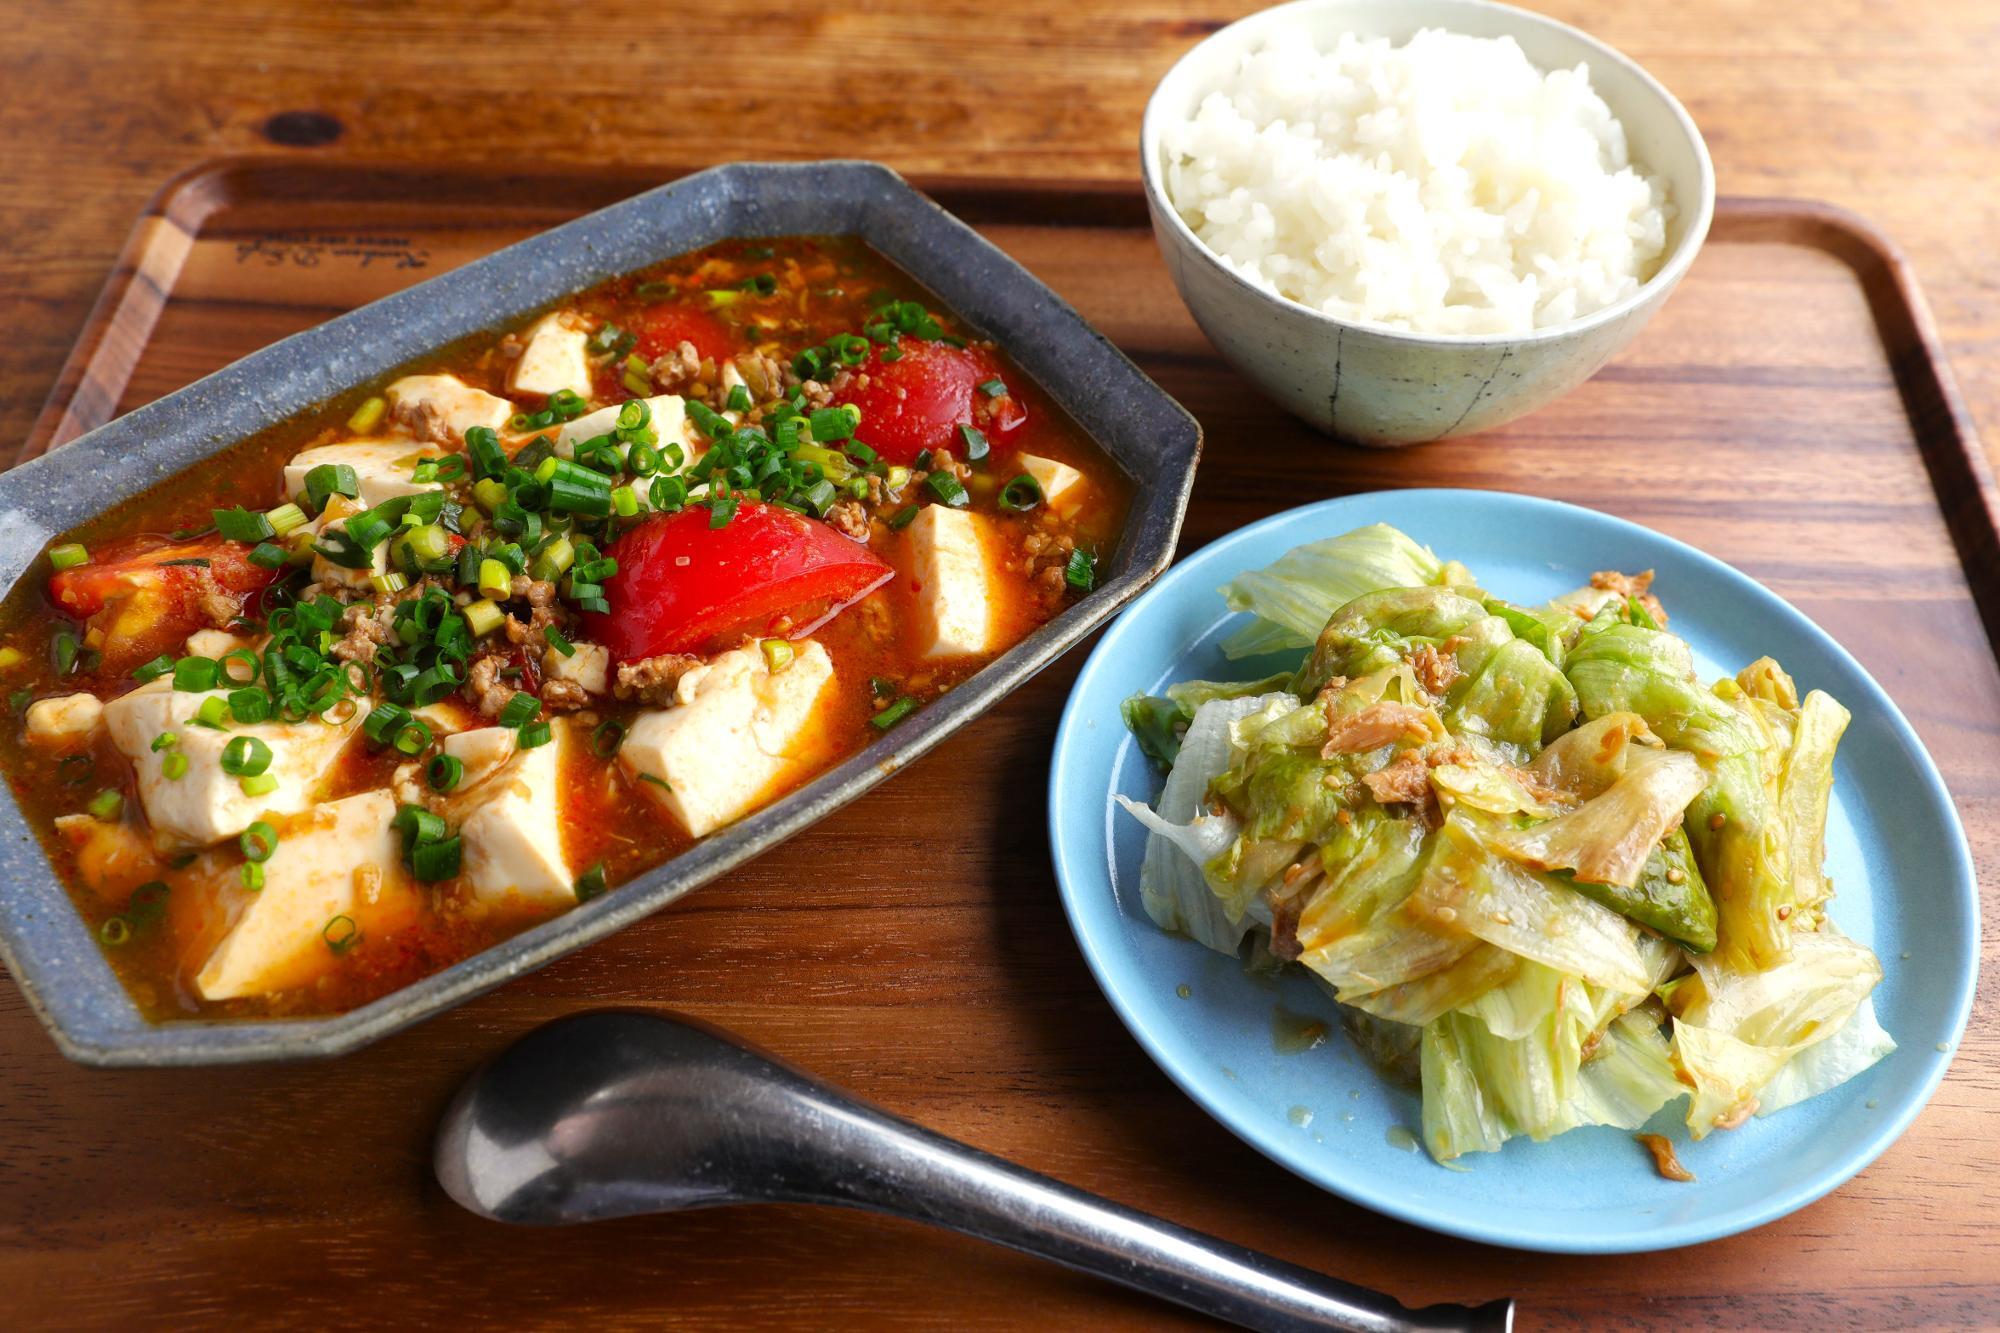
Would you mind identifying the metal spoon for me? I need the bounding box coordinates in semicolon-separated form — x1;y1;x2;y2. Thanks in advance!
434;1010;1512;1333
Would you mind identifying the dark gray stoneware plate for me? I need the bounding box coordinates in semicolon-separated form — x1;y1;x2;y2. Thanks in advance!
0;161;1201;1066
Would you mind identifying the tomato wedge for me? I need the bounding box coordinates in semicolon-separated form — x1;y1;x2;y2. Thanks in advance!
588;502;893;660
634;304;737;368
49;534;279;673
830;340;1030;465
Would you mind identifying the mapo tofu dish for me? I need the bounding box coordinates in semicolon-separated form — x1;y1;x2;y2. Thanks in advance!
0;236;1127;1020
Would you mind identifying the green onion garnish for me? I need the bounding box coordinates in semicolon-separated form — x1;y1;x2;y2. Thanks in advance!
240;861;265;891
1064;548;1097;592
545;628;576;658
726;383;752;413
151;731;178;752
392;719;433;757
86;789;123;821
161;752;189;780
323;915;360;955
134;654;175;684
411;837;462;882
191;696;230;729
887;505;919;531
346;395;388;434
48;543;89;571
977;378;1006;397
427;753;463;792
220;735;273;777
518;721;553;749
998;474;1043;513
871;697;918;730
923;473;970;508
173;657;220;692
240;821;278;862
956;425;990;462
248;542;288;570
99;916;132;946
574;864;608;901
589;719;626;759
228;688;272;724
761;638;795;672
304;463;360;510
497;692;540;729
463;599;504;638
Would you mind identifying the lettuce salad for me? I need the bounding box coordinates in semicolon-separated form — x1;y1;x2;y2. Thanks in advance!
1118;524;1892;1165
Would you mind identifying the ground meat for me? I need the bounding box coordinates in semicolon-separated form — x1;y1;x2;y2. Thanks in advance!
735;350;785;401
465;655;515;718
825;499;871;542
1591;569;1669;627
541;679;590;712
856;595;893;646
614;652;703;705
1410;644;1461;699
390;397;454;446
798;378;834;408
1361;748;1433;805
650;340;703;391
330;602;392;663
1321;702;1438;756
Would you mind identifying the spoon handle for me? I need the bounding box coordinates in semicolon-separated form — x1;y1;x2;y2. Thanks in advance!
789;1095;1509;1333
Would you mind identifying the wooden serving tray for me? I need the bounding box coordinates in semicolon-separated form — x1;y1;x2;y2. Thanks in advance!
5;161;1997;1329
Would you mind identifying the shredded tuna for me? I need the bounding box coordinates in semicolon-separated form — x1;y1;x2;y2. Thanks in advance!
1321;702;1437;756
1410;643;1461;698
1591;569;1669;627
614;653;703;705
1361;748;1433;805
1636;1133;1696;1182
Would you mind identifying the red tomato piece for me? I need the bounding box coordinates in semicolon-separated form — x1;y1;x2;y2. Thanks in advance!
634;304;738;368
587;502;893;660
49;534;279;673
830;340;1029;465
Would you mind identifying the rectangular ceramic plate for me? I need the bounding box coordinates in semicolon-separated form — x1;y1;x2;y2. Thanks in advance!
0;161;1200;1065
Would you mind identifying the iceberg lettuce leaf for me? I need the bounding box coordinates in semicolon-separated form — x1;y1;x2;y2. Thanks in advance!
1218;523;1465;659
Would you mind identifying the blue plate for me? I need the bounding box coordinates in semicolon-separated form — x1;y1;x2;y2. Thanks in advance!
1049;489;1977;1253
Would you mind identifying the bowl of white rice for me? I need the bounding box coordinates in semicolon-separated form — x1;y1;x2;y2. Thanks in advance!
1142;0;1713;445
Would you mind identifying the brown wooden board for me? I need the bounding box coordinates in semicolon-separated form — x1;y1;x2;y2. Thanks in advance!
3;161;1996;1329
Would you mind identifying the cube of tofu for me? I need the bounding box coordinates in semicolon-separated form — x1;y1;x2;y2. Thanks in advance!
555;394;695;464
445;724;574;911
24;693;104;748
509;313;594;400
543;641;609;695
385;374;513;442
1018;453;1087;513
103;681;368;850
900;506;1003;659
619;640;835;837
282;439;444;509
185;628;259;659
194;790;423;1000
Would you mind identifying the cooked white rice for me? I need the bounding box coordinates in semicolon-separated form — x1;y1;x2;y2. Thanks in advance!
1161;27;1673;335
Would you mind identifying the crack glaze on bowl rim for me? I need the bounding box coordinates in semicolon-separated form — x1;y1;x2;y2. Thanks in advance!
0;160;1203;1066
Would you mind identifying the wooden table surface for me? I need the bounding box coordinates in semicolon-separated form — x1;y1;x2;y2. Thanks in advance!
2;3;1995;1329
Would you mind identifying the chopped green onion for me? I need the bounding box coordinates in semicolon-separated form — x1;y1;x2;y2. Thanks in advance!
86;788;123;821
809;404;860;442
998;474;1043;513
228;688;272;724
323;915;361;955
497;692;540;729
956;425;990;462
1064;548;1097;592
265;502;308;536
518;720;552;749
370;571;409;596
541;630;574;660
977;378;1006;397
411;837;462;882
248;541;288;570
461;598;503;639
304;463;360;509
363;700;412;746
391;803;447;853
220;648;260;685
924;472;970;508
7;688;30;714
871;697;918;730
150;731;178;752
427;753;463;792
220;735;273;777
477;557;512;600
530;535;575;582
240;861;265;891
99;916;132;946
48;542;89;571
127;881;169;926
161;752;190;780
589;719;625;759
472;477;510;514
214;505;279;544
346;395;388;434
240;820;278;862
887;505;919;531
392;719;433;757
623;370;652;397
52;630;80;675
134;654;175;684
173;657;220;692
574;864;608;902
192;696;230;729
726;383;752;413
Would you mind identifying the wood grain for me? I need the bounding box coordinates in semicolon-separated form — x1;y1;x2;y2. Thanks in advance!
0;3;1995;1327
0;168;1995;1331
